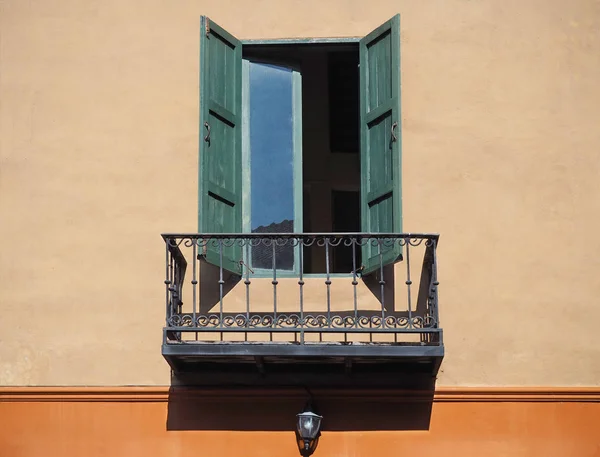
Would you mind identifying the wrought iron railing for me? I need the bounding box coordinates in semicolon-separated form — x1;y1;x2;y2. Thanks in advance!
162;233;441;346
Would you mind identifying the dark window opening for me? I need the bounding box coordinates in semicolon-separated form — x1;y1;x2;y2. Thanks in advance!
328;50;360;154
332;190;361;273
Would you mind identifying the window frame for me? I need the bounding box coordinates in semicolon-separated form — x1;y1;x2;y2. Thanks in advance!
239;39;366;279
240;38;361;46
198;16;403;277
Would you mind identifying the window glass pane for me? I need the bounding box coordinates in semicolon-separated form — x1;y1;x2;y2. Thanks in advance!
249;62;294;270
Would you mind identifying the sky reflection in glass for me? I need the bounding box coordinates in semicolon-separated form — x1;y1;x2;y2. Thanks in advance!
249;62;294;233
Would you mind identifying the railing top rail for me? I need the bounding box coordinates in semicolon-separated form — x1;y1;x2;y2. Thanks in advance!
162;232;440;241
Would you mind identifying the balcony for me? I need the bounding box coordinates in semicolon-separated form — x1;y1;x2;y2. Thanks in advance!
162;233;443;386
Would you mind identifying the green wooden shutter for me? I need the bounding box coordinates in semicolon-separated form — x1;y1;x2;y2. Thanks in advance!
359;15;402;275
199;17;243;275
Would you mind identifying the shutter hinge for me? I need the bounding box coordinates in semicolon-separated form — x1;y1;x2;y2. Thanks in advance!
239;259;255;275
391;121;398;142
205;18;210;37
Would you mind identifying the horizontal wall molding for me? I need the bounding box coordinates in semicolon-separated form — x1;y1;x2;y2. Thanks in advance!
0;387;170;402
433;387;600;402
1;387;599;403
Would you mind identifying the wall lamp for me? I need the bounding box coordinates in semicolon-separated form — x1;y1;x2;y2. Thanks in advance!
295;403;323;457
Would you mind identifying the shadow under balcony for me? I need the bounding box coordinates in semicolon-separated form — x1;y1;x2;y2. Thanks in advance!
162;233;443;387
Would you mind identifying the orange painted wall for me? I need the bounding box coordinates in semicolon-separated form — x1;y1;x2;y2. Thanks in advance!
1;389;599;457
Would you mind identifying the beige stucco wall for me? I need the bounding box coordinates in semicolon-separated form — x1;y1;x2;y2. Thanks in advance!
1;0;599;386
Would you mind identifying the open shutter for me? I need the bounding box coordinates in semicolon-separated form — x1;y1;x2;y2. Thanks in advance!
199;17;243;275
359;14;402;275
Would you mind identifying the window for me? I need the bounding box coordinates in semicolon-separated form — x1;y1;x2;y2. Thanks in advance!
198;15;402;276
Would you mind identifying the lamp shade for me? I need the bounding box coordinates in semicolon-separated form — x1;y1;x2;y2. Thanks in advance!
296;411;322;440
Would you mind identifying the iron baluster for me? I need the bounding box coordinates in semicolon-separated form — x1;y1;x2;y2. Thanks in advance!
164;241;171;325
245;243;251;334
351;237;358;329
170;246;175;318
431;238;440;328
272;240;278;329
298;237;305;344
219;239;224;329
192;241;197;335
379;238;386;325
406;238;413;329
325;237;331;325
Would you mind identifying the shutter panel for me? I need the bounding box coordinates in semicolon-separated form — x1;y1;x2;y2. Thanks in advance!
199;17;243;275
359;15;402;275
